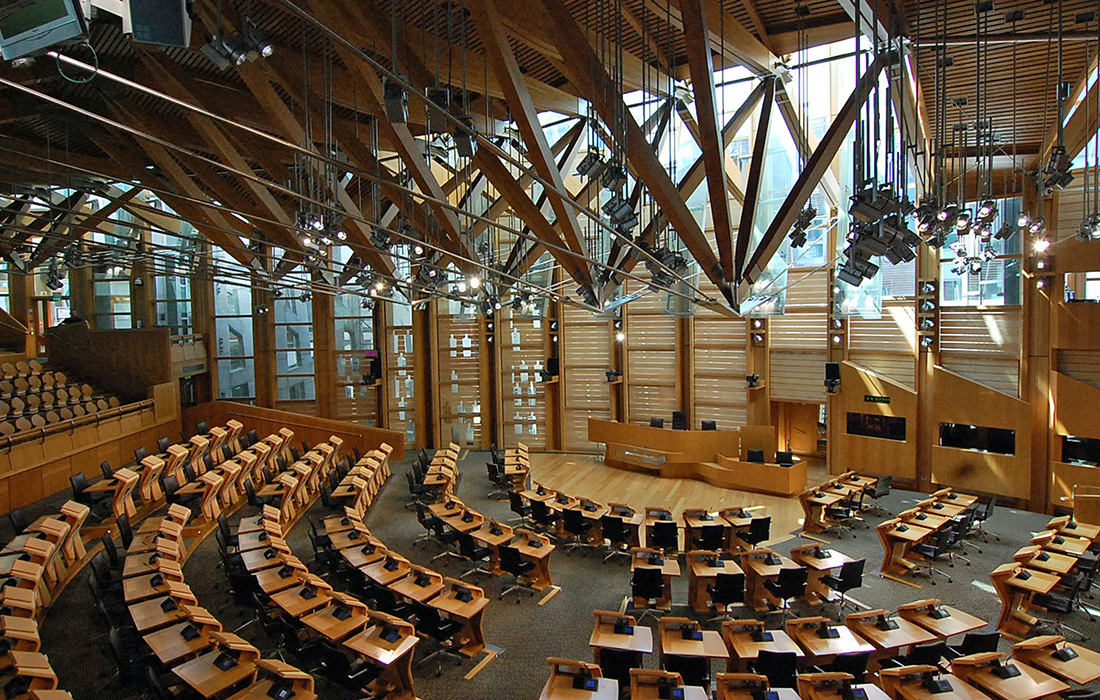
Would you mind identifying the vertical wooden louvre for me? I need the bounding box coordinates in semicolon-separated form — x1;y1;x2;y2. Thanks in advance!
497;306;549;449
769;268;828;403
1056;350;1100;390
692;310;748;428
435;303;484;448
561;304;611;452
383;303;418;446
625;281;680;424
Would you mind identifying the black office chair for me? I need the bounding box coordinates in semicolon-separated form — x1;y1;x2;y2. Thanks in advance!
649;417;664;429
99;460;115;480
649;519;679;554
597;647;638;695
864;475;893;516
6;507;31;535
415;606;466;676
156;437;171;453
499;545;536;602
600;515;632;564
243;478;274;509
707;571;746;622
972;496;1000;541
405;470;432;508
951;508;982;557
944;631;1000;660
1034;579;1086;638
821;559;865;616
529;499;560;535
747;449;765;464
456;531;493;580
692;523;725;551
246;429;259;446
561;508;593;555
672;411;687;431
116;511;134;550
752;650;798;688
508;491;532;527
763;567;807;620
317;639;381;691
665;654;709;687
826;491;865;537
910;526;956;584
775;451;795;466
701;420;717;431
100;532;123;571
484;462;505;500
739;517;771;549
820;651;870;683
880;640;949;669
290;446;302;463
627;565;667;623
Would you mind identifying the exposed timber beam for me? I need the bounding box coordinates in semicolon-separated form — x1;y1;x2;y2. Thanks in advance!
739;52;889;297
734;78;775;282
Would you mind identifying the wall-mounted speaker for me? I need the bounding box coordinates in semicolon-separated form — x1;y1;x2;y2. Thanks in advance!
825;362;840;382
130;0;192;48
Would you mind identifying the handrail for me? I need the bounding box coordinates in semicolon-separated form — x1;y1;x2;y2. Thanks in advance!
0;398;155;451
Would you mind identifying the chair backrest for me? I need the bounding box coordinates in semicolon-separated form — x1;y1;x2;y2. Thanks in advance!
70;472;90;496
649;416;664;428
157;437;171;453
530;499;554;523
100;532;121;568
100;461;114;479
712;571;745;604
195;421;209;435
117;512;133;548
458;531;482;558
651;520;679;548
755;650;798;688
243;478;257;502
747;449;765;464
775;451;794;466
873;475;892;497
290;446;302;462
90;550;112;584
134;446;150;462
601;515;627;544
775;567;808;598
982;496;997;519
697;524;724;549
906;641;948;666
672;411;687;431
414;502;431;527
247;429;259;445
509;491;528;515
748;516;771;542
218;513;231;540
7;507;30;534
563;508;587;534
957;631;1000;655
631;565;666;599
840;559;865;587
829;651;870;682
933;524;955;550
500;545;526;575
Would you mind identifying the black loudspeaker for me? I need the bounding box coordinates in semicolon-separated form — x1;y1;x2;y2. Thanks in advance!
747;449;765;464
130;0;192;48
367;358;382;380
672;411;687;431
546;357;560;377
825;362;840;382
649;417;664;429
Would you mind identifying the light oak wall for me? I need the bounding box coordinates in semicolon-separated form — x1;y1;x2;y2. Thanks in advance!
831;361;917;481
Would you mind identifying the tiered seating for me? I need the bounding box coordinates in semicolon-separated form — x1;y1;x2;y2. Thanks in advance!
990;514;1100;640
0;360;125;436
405;443;461;501
325;442;393;515
799;471;890;536
0;501;91;700
88;472;316;699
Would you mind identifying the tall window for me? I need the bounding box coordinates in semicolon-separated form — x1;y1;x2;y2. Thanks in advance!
151;228;195;335
274;291;315;405
939;197;1023;307
93;266;132;329
213;249;255;399
334;291;377;425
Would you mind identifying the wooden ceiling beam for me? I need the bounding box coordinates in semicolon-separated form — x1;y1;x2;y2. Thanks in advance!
542;0;727;301
681;0;736;282
612;80;765;286
734;78;775;282
740;52;888;297
642;0;779;77
470;0;591;287
28;186;140;268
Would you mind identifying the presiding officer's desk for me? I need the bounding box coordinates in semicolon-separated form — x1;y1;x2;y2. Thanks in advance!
587;419;806;496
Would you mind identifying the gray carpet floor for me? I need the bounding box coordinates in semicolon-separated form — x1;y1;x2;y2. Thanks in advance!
23;452;1100;699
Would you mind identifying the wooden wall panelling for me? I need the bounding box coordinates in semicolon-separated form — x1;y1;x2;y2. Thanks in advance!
624;279;680;425
434;304;485;450
1053;301;1100;351
497;306;549;449
832;361;918;480
47;323;174;402
930;366;1032;500
938;307;1022;397
560;305;612;452
1052;174;1100;272
692;310;748;430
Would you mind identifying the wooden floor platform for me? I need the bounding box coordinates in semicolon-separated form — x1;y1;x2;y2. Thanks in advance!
526;452;829;537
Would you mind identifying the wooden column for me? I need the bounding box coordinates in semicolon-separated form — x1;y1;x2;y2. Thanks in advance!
312;285;337;420
1025;180;1053;512
914;242;940;493
412;302;432;449
251;263;276;408
191;247;215;405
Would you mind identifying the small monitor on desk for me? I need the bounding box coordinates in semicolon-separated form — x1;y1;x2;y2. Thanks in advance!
649;417;664;429
267;682;295;700
455;587;474;603
775;451;794;466
380;624;401;643
701;420;717;431
672;411;687;431
747;449;765;464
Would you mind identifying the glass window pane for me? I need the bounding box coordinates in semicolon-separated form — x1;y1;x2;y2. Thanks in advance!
276;350;313;374
215;318;253;357
334;319;371;351
217;359;255;398
215;282;250;316
275;324;313;350
278;376;316;400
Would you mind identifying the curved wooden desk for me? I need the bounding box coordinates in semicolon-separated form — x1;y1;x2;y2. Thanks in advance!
588;419;806;496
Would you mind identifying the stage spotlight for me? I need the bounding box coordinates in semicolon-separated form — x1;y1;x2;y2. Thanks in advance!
383;79;408;124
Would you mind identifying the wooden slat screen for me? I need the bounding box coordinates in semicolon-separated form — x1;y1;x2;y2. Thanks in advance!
1056;350;1100;390
848;352;915;389
498;308;548;449
625;312;679;423
939;307;1021;397
383;307;417;446
435;311;484;448
849;301;917;353
561;305;611;451
769;350;828;403
693;315;748;428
